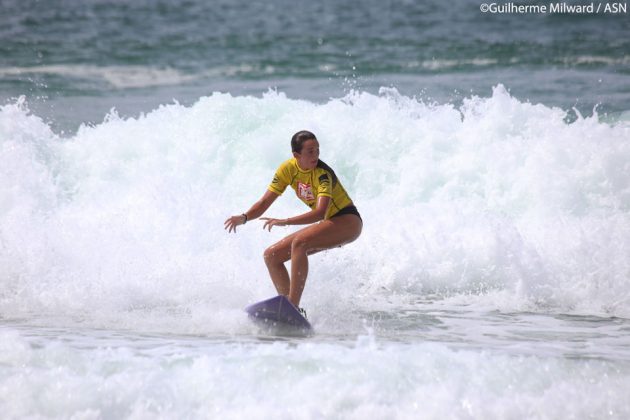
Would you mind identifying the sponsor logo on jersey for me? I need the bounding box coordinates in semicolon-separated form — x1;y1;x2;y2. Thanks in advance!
297;182;315;201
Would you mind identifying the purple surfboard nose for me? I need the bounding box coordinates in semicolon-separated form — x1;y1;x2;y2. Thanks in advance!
245;295;312;330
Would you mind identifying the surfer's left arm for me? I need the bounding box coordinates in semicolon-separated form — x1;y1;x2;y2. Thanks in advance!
261;196;331;231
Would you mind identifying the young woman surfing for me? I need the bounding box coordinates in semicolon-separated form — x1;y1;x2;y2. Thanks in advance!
224;130;362;314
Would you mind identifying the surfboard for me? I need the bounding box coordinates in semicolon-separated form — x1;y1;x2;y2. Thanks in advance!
245;295;312;332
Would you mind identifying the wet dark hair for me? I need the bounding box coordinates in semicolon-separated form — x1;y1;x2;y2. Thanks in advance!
290;130;338;186
290;130;317;153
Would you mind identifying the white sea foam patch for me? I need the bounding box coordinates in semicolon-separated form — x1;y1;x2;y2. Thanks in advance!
409;58;500;70
0;65;198;88
0;86;629;331
562;55;630;66
1;329;629;419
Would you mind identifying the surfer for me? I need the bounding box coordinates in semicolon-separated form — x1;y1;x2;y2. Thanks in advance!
224;130;362;314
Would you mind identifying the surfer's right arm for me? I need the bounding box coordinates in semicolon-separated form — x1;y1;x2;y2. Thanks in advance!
224;190;279;233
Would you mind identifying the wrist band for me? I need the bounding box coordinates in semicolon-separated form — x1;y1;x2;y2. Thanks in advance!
241;213;248;224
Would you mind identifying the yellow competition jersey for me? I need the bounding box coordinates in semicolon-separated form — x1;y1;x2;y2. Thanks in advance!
268;158;353;219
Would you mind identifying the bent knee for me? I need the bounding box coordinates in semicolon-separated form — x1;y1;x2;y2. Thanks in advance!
263;246;277;263
264;244;289;264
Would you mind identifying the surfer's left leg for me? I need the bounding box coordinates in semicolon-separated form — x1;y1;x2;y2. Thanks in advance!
287;214;362;306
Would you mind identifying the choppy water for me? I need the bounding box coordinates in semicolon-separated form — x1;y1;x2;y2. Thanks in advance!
2;313;630;419
2;0;630;132
2;0;630;418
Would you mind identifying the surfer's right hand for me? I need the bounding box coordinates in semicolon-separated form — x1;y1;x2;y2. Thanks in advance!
224;214;246;233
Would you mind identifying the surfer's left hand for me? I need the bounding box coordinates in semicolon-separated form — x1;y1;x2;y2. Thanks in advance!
260;217;287;231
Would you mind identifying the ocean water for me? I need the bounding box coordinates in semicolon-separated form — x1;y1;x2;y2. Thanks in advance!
2;0;630;419
2;0;630;131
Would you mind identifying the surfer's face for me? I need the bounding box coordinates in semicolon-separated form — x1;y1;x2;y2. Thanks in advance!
294;139;320;170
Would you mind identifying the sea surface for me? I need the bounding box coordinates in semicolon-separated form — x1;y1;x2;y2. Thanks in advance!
1;0;630;418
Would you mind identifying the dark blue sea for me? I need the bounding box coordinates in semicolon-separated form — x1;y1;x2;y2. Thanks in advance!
2;0;629;131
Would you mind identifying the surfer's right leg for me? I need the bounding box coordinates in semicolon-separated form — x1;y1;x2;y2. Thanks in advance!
263;227;324;297
263;230;300;296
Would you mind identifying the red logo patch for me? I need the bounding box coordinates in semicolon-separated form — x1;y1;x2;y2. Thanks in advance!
297;182;315;201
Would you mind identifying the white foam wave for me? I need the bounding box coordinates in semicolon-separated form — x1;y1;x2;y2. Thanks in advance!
563;55;630;66
1;86;629;331
1;329;629;419
0;64;289;89
410;58;500;70
404;55;630;70
0;65;198;88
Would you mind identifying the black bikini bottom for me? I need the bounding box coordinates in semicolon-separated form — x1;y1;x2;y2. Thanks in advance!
331;204;362;222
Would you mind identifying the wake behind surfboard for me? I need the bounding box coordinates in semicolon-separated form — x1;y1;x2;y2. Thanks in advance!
246;295;312;334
